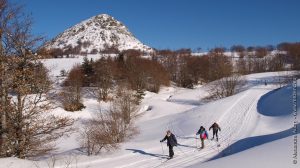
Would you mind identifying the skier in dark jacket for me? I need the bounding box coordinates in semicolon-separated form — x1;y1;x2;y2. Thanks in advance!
196;126;208;149
209;122;221;141
160;130;177;158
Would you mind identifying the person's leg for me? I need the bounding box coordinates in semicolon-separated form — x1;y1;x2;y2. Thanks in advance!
216;130;219;141
212;130;216;140
169;146;174;158
201;138;204;149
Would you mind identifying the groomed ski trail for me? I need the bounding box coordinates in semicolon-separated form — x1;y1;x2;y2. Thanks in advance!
118;85;275;168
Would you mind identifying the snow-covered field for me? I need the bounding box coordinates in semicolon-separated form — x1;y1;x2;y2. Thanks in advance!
189;135;298;168
0;70;299;168
41;54;114;77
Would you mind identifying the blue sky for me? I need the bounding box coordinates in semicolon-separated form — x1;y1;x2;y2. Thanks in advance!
13;0;300;50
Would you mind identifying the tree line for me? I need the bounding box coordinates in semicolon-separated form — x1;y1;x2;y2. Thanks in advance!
61;42;300;109
61;50;170;111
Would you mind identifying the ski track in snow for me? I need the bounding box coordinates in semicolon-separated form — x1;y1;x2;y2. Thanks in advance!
79;84;276;168
123;87;271;168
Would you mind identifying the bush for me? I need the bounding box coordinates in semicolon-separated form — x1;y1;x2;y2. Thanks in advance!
61;65;85;111
80;86;138;155
206;74;246;100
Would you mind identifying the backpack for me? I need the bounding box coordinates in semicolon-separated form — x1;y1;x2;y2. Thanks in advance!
200;130;208;139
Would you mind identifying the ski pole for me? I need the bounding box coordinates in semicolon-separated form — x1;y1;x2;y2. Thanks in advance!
160;142;165;155
195;135;198;148
159;142;166;163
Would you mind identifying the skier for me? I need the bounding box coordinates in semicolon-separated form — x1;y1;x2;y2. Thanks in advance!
160;130;178;159
264;80;268;86
196;126;208;149
209;122;221;141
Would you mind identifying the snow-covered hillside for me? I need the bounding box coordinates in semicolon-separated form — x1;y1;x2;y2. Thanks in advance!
0;72;298;168
44;14;152;53
189;135;299;168
41;54;110;77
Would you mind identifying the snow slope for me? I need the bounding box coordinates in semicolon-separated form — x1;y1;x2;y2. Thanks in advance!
41;54;111;77
189;135;299;168
0;72;298;168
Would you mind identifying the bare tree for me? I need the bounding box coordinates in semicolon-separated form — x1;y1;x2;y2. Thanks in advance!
236;57;248;75
80;85;139;155
157;50;178;82
230;45;246;58
278;42;300;70
113;85;139;124
61;65;85;111
122;54;169;93
0;0;74;158
208;54;233;81
80;118;119;156
267;54;285;71
210;47;226;56
92;57;114;102
34;154;80;168
49;48;64;58
252;57;267;73
176;55;194;88
255;46;268;58
206;74;246;100
275;71;295;88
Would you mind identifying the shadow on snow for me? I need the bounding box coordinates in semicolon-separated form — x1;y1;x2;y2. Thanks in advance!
167;98;204;106
208;124;300;162
257;84;299;116
125;149;169;159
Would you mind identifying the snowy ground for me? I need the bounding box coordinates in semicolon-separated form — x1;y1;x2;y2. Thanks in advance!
189;135;299;168
0;71;299;168
41;54;116;77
